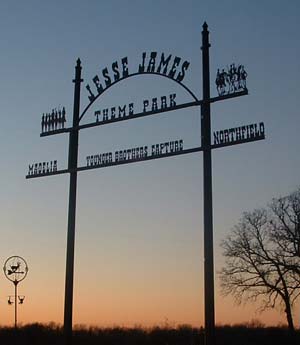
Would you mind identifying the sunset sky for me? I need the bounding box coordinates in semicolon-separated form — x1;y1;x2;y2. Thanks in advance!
0;0;299;328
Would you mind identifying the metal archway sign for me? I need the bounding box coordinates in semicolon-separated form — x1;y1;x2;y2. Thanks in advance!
26;23;265;345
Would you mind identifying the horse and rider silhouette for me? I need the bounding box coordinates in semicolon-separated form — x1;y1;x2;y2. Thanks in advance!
216;63;247;96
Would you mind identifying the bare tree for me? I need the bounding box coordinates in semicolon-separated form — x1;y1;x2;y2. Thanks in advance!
269;189;300;263
219;188;300;331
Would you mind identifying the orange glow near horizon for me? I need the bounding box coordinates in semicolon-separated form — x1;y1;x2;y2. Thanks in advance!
0;271;293;328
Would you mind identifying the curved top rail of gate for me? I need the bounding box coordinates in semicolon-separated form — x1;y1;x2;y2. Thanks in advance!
79;70;199;123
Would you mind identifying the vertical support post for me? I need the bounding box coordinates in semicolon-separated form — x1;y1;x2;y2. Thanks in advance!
201;22;215;345
14;282;17;328
64;58;82;345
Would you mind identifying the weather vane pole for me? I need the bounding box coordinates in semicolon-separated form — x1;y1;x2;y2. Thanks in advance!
3;256;28;328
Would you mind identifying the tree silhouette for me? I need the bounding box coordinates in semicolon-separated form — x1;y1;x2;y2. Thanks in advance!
219;188;300;331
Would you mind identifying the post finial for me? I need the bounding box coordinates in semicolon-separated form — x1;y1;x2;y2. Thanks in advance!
73;58;83;83
203;22;208;30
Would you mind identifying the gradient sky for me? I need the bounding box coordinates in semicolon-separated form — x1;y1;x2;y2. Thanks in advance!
0;0;299;328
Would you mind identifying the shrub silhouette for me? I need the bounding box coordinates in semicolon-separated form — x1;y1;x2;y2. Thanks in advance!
0;323;298;345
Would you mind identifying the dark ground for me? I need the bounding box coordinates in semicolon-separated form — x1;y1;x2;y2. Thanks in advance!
0;323;299;345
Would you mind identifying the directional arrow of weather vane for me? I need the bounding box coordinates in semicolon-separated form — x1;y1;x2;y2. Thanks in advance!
26;22;265;345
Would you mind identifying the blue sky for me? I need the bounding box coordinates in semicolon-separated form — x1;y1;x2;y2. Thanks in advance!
0;0;299;327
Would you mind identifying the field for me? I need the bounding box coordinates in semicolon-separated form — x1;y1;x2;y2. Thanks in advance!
0;323;299;345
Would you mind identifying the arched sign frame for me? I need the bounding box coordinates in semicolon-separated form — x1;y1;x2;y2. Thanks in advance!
79;70;200;123
26;23;264;345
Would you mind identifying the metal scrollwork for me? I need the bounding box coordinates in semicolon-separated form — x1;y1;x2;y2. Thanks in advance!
216;64;247;96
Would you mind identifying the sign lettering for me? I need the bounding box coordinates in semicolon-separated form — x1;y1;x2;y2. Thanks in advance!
213;122;265;145
86;52;190;102
94;93;176;123
28;160;58;176
86;140;184;167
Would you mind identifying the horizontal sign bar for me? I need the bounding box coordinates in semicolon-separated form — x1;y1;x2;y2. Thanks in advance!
26;168;69;179
40;90;248;138
40;99;201;137
211;135;265;149
78;146;203;172
27;160;58;177
40;128;69;137
86;139;184;167
79;99;201;131
213;122;265;148
209;89;248;103
28;122;263;179
26;146;203;179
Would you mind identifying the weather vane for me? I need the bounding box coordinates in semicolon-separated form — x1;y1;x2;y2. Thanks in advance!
3;256;28;328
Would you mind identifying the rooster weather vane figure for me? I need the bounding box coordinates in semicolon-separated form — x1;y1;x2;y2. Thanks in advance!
216;63;247;96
